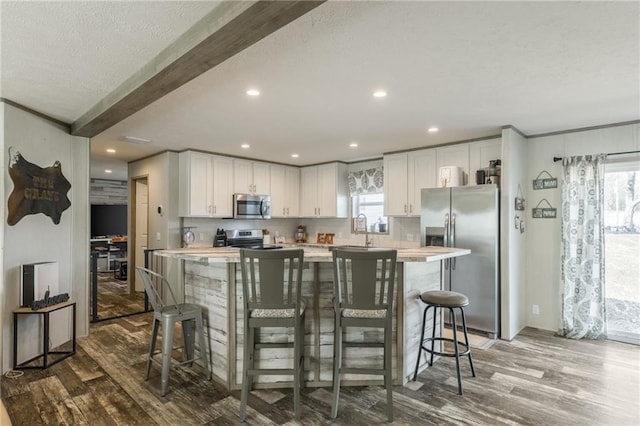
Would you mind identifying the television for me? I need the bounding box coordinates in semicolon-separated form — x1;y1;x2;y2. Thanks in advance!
91;204;127;237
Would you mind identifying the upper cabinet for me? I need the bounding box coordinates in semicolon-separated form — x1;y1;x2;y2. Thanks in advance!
435;143;470;186
469;138;502;182
211;155;233;217
233;159;270;195
384;150;436;216
270;164;300;218
300;163;348;218
178;151;233;217
179;151;212;217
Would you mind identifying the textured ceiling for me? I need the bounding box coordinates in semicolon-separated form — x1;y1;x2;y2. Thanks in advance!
2;1;639;180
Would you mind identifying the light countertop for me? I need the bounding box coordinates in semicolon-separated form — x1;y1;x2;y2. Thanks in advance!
154;245;470;263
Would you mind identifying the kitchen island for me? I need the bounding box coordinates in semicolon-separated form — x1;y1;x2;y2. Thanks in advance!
154;246;469;390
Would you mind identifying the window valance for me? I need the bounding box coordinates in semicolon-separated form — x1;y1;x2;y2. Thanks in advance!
347;167;383;195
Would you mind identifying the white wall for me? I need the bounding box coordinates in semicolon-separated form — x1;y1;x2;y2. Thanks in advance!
501;127;528;340
128;152;181;252
128;152;181;295
1;103;90;372
525;122;640;331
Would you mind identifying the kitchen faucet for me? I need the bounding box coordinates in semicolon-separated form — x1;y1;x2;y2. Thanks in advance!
356;213;372;247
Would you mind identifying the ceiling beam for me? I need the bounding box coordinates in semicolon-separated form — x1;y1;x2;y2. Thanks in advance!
71;0;326;138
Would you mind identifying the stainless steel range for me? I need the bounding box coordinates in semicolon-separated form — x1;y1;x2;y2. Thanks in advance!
224;229;283;250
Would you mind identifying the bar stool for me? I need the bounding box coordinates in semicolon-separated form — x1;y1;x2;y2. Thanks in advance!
413;290;476;395
238;248;305;422
136;267;211;396
331;248;397;422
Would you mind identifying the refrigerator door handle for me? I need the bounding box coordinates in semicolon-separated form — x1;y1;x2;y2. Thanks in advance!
444;213;450;269
451;213;456;270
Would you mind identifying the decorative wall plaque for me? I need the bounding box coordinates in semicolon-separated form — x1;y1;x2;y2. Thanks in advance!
532;198;557;219
7;147;71;225
514;184;525;211
533;170;558;190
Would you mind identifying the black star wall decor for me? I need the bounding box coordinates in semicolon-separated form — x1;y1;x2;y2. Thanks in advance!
7;147;71;225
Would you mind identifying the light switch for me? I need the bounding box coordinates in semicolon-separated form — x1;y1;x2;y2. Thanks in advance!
156;232;161;241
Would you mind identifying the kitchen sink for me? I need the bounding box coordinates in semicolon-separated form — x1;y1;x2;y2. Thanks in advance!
327;245;388;251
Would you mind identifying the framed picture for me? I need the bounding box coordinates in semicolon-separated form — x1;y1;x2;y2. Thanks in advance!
515;196;525;211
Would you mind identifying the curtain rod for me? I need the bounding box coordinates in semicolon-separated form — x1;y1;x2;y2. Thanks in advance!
553;150;640;162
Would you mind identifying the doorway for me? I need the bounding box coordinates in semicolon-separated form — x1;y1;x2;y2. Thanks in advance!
604;159;640;344
89;177;149;322
133;178;149;292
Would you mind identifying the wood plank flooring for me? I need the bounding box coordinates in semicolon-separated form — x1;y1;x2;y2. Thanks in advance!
2;298;639;424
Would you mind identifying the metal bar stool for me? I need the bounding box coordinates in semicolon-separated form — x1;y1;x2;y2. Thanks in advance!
413;290;476;394
137;267;211;396
238;248;306;422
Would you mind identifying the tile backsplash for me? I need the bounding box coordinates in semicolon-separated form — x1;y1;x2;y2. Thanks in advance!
182;216;421;248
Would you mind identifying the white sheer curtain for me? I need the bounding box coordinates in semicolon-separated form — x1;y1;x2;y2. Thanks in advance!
560;154;607;339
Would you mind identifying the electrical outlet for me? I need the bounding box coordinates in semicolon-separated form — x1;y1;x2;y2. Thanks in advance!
156;232;161;241
406;233;413;241
532;304;540;315
199;233;205;240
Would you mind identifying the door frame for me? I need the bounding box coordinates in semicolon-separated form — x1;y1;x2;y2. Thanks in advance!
130;175;149;295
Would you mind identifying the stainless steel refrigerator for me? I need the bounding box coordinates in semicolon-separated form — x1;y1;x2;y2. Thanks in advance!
420;185;500;338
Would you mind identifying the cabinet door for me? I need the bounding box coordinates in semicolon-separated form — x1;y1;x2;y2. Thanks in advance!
469;138;502;182
285;166;300;217
317;164;339;217
408;150;436;216
300;166;318;217
436;144;470;186
181;151;212;217
270;165;286;218
233;159;253;193
212;156;233;217
252;162;270;195
383;153;409;216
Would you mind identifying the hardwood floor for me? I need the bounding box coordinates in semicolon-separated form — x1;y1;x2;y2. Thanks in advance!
92;272;146;320
2;306;639;425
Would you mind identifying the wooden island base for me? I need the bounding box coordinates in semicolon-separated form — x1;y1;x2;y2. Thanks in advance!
156;246;470;390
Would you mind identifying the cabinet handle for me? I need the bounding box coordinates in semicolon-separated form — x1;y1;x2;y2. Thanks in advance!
208;205;211;214
404;204;407;213
213;205;216;214
286;207;289;215
410;204;413;214
283;208;286;216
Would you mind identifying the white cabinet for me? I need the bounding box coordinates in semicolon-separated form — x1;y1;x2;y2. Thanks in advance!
179;151;213;217
436;144;470;186
300;163;348;218
469;138;502;183
211;155;233;217
178;151;233;217
384;150;436;216
270;164;300;217
233;159;270;194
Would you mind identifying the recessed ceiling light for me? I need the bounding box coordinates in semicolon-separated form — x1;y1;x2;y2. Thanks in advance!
120;135;151;144
291;154;299;158
241;143;250;149
373;91;387;98
106;148;116;154
246;89;260;96
428;127;439;133
105;169;112;174
349;142;359;148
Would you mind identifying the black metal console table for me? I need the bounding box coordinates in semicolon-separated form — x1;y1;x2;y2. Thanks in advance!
13;300;76;369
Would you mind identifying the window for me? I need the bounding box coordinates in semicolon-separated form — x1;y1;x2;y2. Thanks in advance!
604;158;640;345
351;193;389;234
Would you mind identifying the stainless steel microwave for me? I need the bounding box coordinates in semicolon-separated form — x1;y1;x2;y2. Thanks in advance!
233;194;271;219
